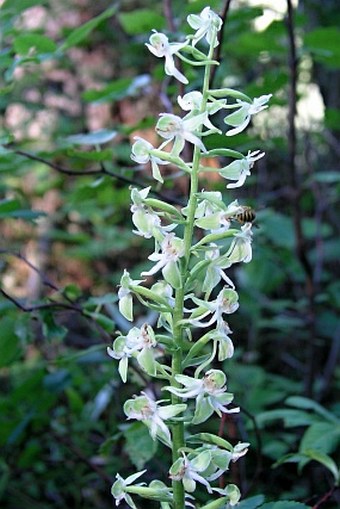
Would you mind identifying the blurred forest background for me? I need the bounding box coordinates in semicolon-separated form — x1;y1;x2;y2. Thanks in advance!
0;0;339;508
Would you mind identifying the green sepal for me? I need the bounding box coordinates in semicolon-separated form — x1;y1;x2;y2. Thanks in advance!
162;260;182;289
187;432;234;451
205;148;244;159
143;198;185;221
150;149;191;173
200;497;229;509
126;486;172;502
118;356;129;383
185;260;211;291
132;286;172;309
137;348;157;377
181;44;211;61
192;397;214;425
118;294;133;321
192;229;238;250
182;353;212;369
183;332;211;365
208;88;252;102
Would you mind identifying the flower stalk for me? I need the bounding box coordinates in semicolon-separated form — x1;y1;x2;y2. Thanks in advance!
109;7;270;509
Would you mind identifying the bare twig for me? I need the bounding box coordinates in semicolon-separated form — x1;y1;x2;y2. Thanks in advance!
0;251;113;341
312;486;336;509
8;146;184;206
0;249;59;292
163;0;176;33
286;0;316;397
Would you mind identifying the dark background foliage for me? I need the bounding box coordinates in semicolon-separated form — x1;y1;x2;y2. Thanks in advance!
0;1;339;508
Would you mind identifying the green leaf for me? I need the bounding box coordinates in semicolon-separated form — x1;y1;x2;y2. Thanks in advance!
13;33;57;55
300;422;340;455
118;9;165;35
301;449;339;484
67;148;114;161
285;396;339;423
237;495;265;509
0;198;21;214
41;310;68;341
0;199;46;220
256;409;318;428
0;316;21;367
312;170;340;183
124;422;157;469
82;78;134;103
65;129;117;146
2;0;47;12
85;312;115;332
84;293;117;307
304;27;340;68
259;502;311;509
60;5;118;51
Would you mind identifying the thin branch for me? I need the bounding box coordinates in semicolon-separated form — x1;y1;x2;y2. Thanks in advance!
0;251;113;341
312;486;336;509
210;0;233;87
286;0;312;277
286;0;316;397
0;286;80;313
8;146;184;206
163;0;176;33
0;249;59;292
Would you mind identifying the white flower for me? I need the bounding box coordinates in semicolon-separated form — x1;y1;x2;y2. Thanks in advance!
150;280;175;308
111;470;146;508
215;320;235;361
107;336;132;383
170;451;213;493
142;233;184;288
118;269;144;322
130;186;176;240
131;137;168;183
177;91;225;132
187;7;222;47
224;94;272;136
192;191;225;231
146;31;189;84
189;287;239;329
107;324;157;382
227;223;253;263
124;392;186;447
164;370;239;424
219;150;265;188
156;113;207;155
204;245;235;292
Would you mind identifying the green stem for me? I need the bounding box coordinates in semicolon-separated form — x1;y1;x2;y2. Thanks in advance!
170;39;217;509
